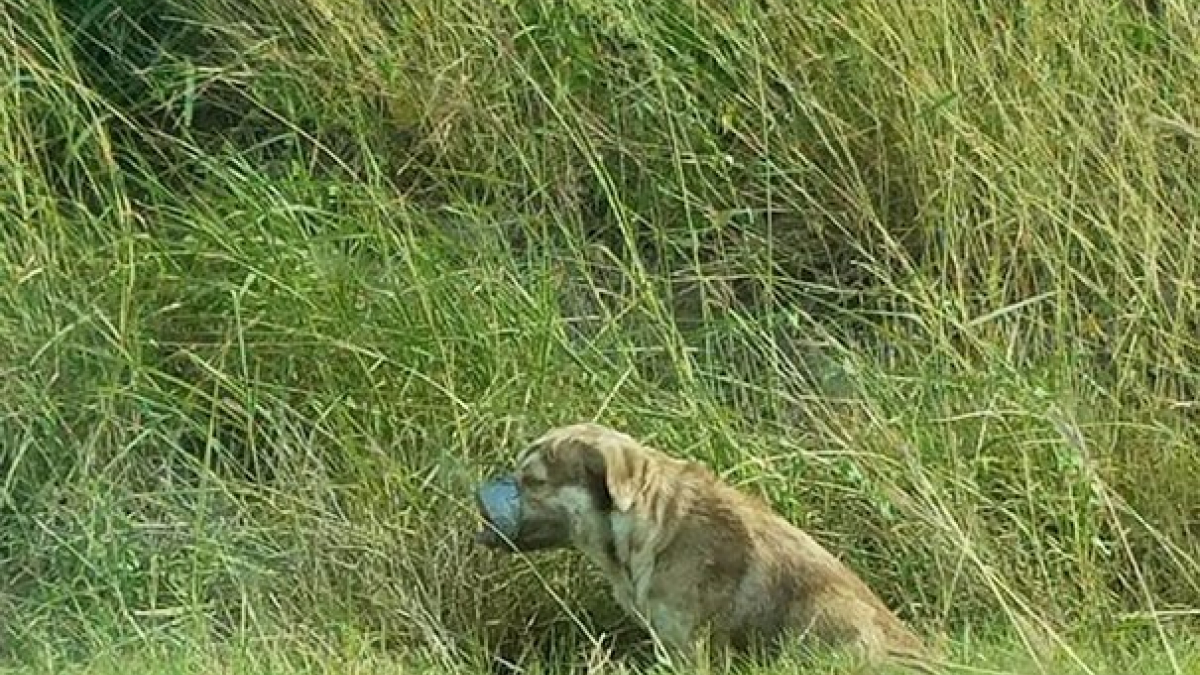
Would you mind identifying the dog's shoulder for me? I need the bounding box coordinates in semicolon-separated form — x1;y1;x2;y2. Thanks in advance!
651;466;753;595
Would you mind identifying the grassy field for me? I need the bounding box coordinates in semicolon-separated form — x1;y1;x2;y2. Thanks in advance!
3;0;1199;672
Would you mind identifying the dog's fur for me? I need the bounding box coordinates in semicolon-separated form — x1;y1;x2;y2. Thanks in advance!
478;422;931;669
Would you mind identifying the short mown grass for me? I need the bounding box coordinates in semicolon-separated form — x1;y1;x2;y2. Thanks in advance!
2;0;1198;673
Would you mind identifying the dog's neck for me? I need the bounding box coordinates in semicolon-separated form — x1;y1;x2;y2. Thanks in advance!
574;475;698;617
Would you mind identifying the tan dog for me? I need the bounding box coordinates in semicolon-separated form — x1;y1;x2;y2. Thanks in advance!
474;422;932;670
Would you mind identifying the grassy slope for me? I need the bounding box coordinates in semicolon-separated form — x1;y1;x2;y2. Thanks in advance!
2;0;1199;672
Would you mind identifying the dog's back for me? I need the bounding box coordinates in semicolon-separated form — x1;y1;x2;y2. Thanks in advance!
672;469;927;663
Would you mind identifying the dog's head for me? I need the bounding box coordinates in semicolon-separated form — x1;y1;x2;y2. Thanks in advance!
473;422;658;553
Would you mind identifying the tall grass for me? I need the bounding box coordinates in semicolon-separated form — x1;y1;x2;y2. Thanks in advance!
2;0;1198;672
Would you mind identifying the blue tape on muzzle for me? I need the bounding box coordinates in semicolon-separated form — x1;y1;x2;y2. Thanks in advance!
475;475;522;546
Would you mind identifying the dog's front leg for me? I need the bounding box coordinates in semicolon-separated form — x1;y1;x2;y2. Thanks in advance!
609;581;638;620
644;602;703;669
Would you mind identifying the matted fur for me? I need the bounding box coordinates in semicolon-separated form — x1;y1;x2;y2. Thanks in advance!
481;422;932;669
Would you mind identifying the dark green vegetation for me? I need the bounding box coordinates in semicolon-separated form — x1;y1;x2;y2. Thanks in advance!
2;0;1198;672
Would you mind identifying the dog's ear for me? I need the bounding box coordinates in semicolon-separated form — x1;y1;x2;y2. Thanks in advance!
582;438;644;513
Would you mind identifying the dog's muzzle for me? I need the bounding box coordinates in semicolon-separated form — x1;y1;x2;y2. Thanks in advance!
473;474;571;552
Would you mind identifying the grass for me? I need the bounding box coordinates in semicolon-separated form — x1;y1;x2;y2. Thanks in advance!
2;0;1199;672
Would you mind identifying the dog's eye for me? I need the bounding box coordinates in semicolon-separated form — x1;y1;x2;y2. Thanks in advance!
522;475;546;489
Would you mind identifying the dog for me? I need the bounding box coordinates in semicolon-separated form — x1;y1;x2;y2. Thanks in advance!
474;422;933;670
